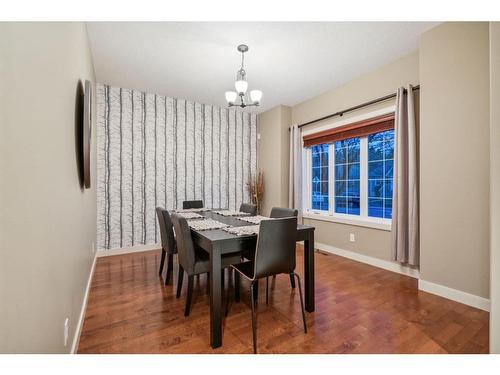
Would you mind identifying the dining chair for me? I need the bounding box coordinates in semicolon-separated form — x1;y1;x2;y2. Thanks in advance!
227;217;307;353
171;213;241;317
270;207;299;289
270;207;298;219
156;207;177;285
182;200;204;209
240;203;257;215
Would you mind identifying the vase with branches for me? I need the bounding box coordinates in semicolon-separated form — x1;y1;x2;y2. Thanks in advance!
247;170;264;215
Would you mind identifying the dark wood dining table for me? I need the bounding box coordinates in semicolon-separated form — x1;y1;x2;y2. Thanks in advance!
189;210;315;349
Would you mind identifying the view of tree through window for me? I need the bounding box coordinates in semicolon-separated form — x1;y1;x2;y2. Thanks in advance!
308;128;394;220
334;138;360;215
311;144;329;210
368;130;394;219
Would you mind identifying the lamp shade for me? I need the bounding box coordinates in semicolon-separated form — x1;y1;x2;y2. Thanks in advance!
235;80;248;95
250;90;263;104
225;91;237;104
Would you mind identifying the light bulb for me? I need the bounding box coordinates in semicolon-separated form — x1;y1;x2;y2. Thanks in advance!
250;90;263;104
235;80;248;95
225;91;237;104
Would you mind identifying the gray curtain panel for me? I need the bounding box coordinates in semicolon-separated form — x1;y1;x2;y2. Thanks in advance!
96;84;257;250
392;85;419;266
289;124;303;222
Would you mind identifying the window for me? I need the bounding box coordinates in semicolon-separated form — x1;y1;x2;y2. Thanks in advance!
304;112;395;227
368;130;394;219
334;138;360;215
311;144;329;211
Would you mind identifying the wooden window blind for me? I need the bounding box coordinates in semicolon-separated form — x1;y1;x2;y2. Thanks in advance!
303;113;395;147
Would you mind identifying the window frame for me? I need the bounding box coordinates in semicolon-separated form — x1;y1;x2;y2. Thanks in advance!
302;107;394;231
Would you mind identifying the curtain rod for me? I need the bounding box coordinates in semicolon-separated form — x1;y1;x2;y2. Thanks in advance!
294;85;420;130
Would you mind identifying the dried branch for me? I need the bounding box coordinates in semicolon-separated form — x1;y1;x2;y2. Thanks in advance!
247;170;264;215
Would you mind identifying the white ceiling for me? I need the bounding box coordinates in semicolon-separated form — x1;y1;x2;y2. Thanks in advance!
87;22;438;113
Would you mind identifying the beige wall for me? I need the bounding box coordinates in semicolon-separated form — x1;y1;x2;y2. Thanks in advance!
419;22;490;298
0;23;96;353
294;51;419;261
490;21;500;353
257;105;291;216
258;23;491;305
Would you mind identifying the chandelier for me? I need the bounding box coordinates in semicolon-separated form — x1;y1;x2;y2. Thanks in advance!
225;44;262;108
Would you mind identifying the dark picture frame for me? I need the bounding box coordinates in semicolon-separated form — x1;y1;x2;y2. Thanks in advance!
83;79;92;189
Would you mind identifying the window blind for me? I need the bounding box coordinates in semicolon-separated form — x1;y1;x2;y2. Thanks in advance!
303;113;395;147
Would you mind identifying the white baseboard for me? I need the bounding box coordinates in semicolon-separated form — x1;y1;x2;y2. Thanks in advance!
315;242;420;278
71;252;97;354
418;279;490;312
96;243;160;258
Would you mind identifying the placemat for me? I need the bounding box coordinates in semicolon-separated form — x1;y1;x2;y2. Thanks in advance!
223;225;260;236
188;219;229;231
176;212;204;220
213;210;251;217
175;208;210;213
237;215;273;224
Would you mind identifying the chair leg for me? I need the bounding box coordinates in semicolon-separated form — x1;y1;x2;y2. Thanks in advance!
289;273;296;289
253;280;259;303
225;270;233;317
165;253;174;285
235;271;240;303
158;250;166;276
293;273;307;333
265;277;269;305
176;265;184;298
184;275;194;317
250;282;257;354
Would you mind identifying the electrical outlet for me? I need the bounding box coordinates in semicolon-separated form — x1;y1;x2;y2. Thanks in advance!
349;233;355;242
257;133;261;140
63;318;69;347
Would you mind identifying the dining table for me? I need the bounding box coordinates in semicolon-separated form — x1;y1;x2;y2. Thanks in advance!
186;209;315;349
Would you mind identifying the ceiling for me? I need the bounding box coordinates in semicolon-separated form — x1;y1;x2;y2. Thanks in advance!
86;22;438;113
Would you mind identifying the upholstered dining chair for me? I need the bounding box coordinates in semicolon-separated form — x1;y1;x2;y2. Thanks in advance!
270;207;299;289
171;213;241;317
270;207;298;219
227;217;307;353
156;207;177;285
240;203;257;215
182;200;204;209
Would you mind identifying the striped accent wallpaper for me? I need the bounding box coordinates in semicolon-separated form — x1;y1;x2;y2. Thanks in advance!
96;84;257;250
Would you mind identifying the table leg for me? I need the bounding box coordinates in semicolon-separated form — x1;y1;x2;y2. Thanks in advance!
304;232;315;312
209;245;222;348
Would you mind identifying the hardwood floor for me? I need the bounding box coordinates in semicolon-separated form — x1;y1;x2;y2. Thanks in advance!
77;247;489;354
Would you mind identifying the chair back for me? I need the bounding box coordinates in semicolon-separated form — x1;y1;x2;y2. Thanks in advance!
240;203;257;216
253;217;297;279
171;213;196;273
270;207;298;218
156;207;176;254
183;200;204;209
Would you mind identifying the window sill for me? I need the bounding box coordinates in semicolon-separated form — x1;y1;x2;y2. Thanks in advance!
302;211;392;231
